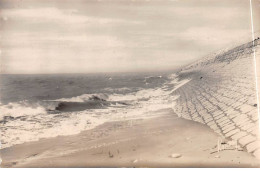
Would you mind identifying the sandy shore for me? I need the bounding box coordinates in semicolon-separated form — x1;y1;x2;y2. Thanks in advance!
1;109;259;168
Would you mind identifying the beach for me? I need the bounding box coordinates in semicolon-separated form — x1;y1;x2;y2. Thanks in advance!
1;108;259;168
1;39;260;168
1;0;260;168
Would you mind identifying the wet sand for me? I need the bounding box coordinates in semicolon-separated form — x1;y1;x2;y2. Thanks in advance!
1;109;259;168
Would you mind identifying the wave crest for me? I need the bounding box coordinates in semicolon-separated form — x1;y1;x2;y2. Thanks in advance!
49;93;109;102
0;102;47;120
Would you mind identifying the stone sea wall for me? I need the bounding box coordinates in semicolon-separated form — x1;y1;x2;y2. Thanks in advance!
173;39;260;158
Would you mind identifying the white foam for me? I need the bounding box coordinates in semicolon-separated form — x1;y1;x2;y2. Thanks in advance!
168;73;178;80
170;79;191;92
109;88;170;102
0;102;46;120
0;74;189;149
103;87;132;92
48;93;108;102
1;112;106;148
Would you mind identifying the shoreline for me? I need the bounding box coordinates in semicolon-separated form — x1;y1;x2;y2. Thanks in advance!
1;109;259;168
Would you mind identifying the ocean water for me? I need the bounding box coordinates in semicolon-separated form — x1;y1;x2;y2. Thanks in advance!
0;72;181;149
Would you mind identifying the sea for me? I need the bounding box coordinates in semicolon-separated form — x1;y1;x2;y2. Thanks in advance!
0;71;181;149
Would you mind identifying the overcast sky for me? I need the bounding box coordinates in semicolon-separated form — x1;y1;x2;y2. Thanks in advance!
0;0;259;74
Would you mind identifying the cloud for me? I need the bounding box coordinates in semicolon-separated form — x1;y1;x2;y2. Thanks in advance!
0;0;254;74
179;27;251;47
2;32;124;48
1;8;142;25
2;8;83;23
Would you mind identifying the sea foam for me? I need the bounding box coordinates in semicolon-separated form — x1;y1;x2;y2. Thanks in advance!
0;74;185;149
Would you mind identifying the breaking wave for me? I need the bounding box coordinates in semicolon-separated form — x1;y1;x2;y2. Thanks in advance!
49;93;109;102
0;102;47;120
0;93;111;121
0;73;186;149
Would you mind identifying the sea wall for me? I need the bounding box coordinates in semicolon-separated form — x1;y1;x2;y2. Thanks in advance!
173;39;260;158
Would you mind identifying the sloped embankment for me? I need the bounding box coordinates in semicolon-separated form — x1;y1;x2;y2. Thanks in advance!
173;39;260;158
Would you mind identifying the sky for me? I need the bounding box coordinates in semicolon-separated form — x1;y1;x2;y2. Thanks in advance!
0;0;259;74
